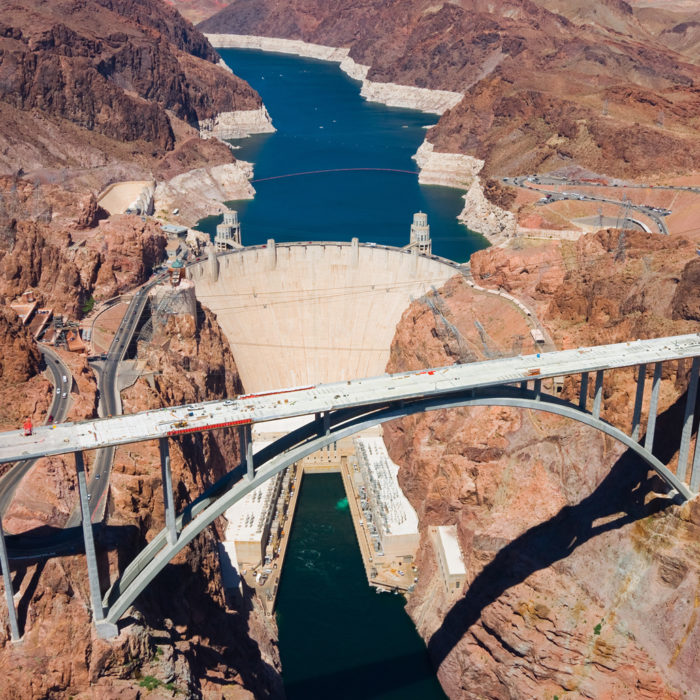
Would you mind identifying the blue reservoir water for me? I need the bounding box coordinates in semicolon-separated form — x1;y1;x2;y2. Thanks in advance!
203;48;489;262
277;474;446;700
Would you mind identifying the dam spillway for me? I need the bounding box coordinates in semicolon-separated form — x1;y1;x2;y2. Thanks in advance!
188;240;462;391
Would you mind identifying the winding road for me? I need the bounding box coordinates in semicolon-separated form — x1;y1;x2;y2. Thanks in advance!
0;346;71;517
4;281;158;557
502;175;672;235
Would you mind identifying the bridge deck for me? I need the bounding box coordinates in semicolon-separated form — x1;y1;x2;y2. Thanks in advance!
1;334;698;465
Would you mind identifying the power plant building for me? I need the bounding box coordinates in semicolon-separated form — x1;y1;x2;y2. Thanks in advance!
434;525;467;596
222;448;283;568
354;436;419;558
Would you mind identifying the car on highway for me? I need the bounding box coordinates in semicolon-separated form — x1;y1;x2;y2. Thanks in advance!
62;375;67;383
56;387;60;394
62;392;67;398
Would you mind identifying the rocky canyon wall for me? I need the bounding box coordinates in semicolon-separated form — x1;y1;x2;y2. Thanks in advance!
384;231;700;698
0;302;283;699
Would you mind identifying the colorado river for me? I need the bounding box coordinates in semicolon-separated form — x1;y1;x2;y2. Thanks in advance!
211;48;468;697
277;474;446;700
201;48;489;262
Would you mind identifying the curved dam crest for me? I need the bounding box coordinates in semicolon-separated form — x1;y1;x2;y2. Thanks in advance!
189;241;461;391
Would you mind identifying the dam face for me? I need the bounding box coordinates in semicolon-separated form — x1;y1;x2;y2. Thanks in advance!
188;241;461;391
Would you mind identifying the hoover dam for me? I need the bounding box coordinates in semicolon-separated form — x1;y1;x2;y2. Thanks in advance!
188;239;462;391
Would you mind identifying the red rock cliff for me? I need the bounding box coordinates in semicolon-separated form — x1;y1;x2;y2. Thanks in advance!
0;301;283;698
384;232;700;698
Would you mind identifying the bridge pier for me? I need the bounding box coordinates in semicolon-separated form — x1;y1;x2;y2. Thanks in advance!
534;379;541;400
238;425;254;480
0;518;20;642
158;438;178;546
677;357;700;482
315;411;331;436
593;370;604;419
645;362;663;453
579;372;589;410
75;452;118;639
631;363;646;441
690;431;700;493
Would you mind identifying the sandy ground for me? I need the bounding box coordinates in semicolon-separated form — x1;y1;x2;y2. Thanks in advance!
90;301;129;354
97;181;152;215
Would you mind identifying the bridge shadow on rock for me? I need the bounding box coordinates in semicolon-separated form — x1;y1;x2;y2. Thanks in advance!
427;390;698;670
5;523;139;561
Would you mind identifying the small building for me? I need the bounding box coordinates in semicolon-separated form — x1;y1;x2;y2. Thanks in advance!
409;211;432;256
161;224;188;239
435;525;466;596
215;209;242;250
168;258;186;286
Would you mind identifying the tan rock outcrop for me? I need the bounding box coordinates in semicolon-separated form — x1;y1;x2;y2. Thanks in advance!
0;216;166;318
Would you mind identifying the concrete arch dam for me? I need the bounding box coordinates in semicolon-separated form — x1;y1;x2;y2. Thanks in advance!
188;240;462;391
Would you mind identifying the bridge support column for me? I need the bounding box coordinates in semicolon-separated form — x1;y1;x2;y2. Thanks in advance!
593;370;604;419
644;362;663;453
534;379;541;400
315;412;330;436
238;425;254;481
75;452;117;639
0;518;20;642
519;380;527;391
579;372;589;410
677;357;700;483
158;438;178;546
631;363;647;441
690;434;700;494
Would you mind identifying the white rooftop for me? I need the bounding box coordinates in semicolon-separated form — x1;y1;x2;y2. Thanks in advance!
437;525;466;576
224;439;275;543
355;436;419;537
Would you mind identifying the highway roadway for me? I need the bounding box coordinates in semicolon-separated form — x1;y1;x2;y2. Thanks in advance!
512;173;700;195
1;282;158;557
66;283;155;527
502;175;670;235
0;346;71;516
1;333;698;466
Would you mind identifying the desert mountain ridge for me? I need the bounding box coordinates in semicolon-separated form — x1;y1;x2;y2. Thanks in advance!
197;0;700;180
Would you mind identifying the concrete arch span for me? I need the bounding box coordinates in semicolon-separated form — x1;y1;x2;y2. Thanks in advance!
103;388;690;626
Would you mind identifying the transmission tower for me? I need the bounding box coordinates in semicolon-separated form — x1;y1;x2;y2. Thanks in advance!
474;319;503;359
511;334;524;356
420;288;477;363
137;285;196;352
614;230;626;263
615;195;632;232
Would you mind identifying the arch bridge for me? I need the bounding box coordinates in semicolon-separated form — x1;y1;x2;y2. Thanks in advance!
0;334;699;640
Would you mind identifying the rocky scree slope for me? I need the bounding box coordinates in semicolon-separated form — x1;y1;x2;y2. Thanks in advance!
200;0;700;181
383;230;700;698
0;302;283;699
